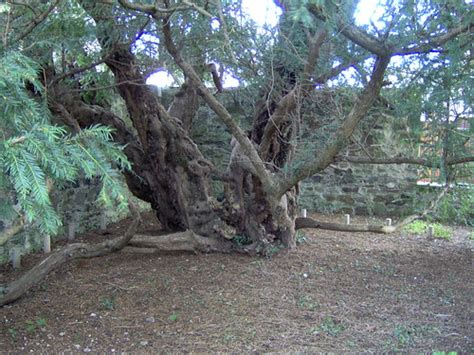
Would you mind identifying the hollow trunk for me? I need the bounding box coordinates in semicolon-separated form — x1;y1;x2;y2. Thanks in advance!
222;140;298;249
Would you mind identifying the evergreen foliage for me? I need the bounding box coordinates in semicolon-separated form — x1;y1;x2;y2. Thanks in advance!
0;51;130;235
0;0;472;236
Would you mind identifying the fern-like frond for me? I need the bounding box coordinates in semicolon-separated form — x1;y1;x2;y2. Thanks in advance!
0;51;130;235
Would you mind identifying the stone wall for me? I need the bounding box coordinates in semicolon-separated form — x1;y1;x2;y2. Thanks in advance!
293;90;420;217
299;162;418;216
0;179;119;265
174;87;420;217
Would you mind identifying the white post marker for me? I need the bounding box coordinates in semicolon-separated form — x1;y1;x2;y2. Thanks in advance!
386;218;392;226
302;209;307;218
100;211;107;231
68;222;76;241
43;234;51;253
11;248;21;269
428;225;434;238
344;214;351;225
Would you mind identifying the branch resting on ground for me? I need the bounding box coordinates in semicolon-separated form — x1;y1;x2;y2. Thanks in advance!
0;201;141;307
295;187;448;234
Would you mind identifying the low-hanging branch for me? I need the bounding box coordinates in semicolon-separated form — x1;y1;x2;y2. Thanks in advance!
0;219;24;247
0;202;141;307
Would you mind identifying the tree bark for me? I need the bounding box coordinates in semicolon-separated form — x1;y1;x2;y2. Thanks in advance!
129;230;232;253
295;217;396;233
74;1;236;242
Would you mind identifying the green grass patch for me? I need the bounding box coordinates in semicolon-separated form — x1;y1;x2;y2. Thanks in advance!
310;316;345;337
404;221;452;240
384;324;439;351
100;296;116;310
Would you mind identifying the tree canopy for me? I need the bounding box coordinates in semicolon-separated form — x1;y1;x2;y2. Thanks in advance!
0;0;472;247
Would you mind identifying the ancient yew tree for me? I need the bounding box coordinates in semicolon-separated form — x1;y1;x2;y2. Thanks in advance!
0;0;472;265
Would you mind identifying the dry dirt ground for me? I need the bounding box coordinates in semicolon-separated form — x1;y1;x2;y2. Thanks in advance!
1;213;472;353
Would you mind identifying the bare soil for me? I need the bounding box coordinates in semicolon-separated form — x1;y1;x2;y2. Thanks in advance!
1;213;472;353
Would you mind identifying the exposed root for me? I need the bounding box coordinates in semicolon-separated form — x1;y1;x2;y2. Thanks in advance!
128;230;232;253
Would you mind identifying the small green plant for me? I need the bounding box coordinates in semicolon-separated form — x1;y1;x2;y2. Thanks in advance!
431;224;452;240
36;318;47;327
264;243;283;257
405;221;452;240
394;325;415;346
438;288;454;305
100;297;116;310
73;334;83;344
296;231;308;245
8;328;18;339
168;313;178;322
297;295;318;311
405;220;428;234
391;324;437;348
432;351;458;355
25;318;47;333
232;234;252;246
310;316;345;336
435;188;473;226
468;231;474;240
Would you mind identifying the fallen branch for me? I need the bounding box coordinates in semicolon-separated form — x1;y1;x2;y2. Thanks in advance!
0;202;140;307
296;187;448;234
295;218;396;233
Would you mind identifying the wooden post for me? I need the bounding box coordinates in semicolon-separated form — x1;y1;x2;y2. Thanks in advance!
68;222;76;241
386;218;392;226
344;214;351;225
428;225;434;238
100;211;107;231
43;235;51;253
11;248;21;269
302;209;307;218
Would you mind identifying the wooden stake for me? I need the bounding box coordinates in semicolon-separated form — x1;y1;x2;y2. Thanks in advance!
68;222;76;241
428;225;434;238
386;218;392;226
100;211;107;231
43;235;51;253
11;248;21;269
344;214;351;225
